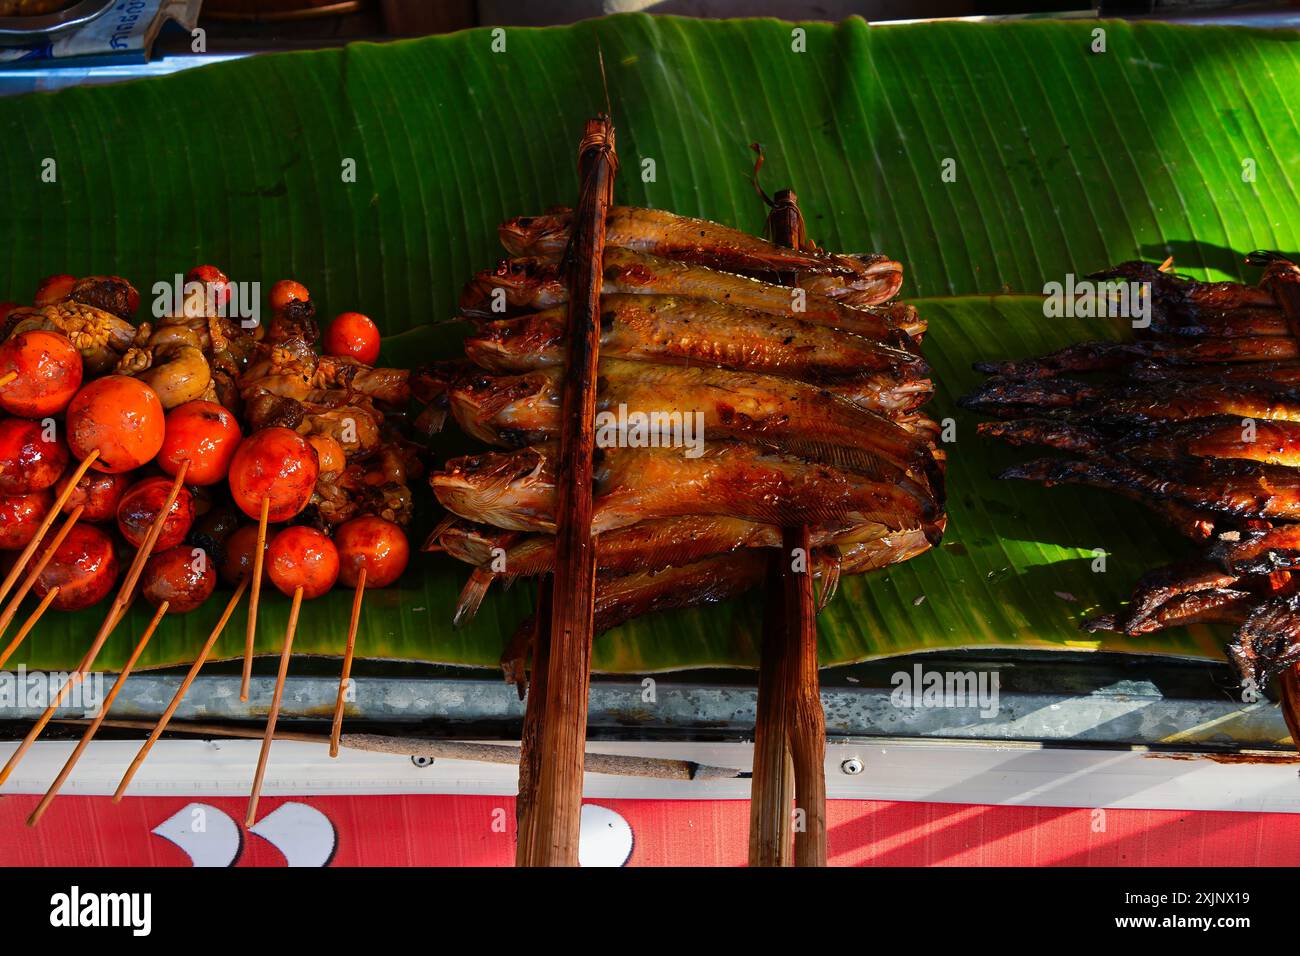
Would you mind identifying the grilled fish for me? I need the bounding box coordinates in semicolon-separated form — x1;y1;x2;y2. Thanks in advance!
430;441;941;539
464;294;929;387
500;206;882;278
460;248;920;342
423;359;940;488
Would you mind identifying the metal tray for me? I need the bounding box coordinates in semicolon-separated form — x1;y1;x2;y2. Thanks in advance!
0;0;114;45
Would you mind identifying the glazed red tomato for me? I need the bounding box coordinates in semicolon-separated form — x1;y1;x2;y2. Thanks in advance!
157;400;243;486
33;274;76;306
323;312;381;365
335;516;409;588
34;523;118;611
116;476;195;550
227;427;319;522
0;417;68;494
142;545;216;614
66;376;166;474
0;491;51;550
0;330;83;418
220;523;270;585
269;279;310;312
267;525;338;599
55;467;131;523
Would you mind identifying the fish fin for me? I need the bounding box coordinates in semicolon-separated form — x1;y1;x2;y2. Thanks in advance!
453;568;496;628
816;548;842;612
422;512;461;552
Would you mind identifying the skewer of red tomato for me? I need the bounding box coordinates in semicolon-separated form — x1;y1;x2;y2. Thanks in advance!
329;515;409;756
227;426;319;701
246;524;339;826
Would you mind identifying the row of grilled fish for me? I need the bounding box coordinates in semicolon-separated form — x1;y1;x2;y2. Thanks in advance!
419;205;944;653
963;254;1300;688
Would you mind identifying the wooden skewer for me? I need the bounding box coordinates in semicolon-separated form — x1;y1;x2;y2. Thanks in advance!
0;586;59;672
0;370;17;388
515;581;552;864
748;180;828;866
0;460;186;787
0;595;133;788
329;566;365;757
0;505;83;644
246;585;302;827
0;449;98;609
241;494;270;702
26;601;167;827
518;114;618;867
113;577;248;801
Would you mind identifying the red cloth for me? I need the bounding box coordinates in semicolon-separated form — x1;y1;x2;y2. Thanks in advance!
1;796;1297;866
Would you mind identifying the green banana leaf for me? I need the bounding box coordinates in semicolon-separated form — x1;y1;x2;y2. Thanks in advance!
2;14;1294;673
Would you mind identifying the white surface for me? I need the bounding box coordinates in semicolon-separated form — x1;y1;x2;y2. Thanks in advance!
3;737;1299;814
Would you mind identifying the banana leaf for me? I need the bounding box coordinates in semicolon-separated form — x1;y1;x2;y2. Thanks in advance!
1;14;1295;673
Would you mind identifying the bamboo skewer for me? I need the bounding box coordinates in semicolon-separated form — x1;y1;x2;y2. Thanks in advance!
113;577;248;801
329;567;365;757
0;459;186;787
0;586;59;671
240;494;270;702
26;601;167;827
0;597;133;788
0;449;98;609
0;370;17;389
246;584;302;827
515;581;552;864
0;505;83;644
748;180;828;866
517;114;618;867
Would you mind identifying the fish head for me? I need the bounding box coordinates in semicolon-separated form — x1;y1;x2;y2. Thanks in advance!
498;210;572;257
447;370;558;446
463;313;565;372
429;446;555;533
459;258;560;315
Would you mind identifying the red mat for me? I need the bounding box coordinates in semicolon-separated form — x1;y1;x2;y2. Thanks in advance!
1;795;1297;866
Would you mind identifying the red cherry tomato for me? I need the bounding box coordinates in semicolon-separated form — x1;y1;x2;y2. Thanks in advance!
158;400;243;486
0;417;68;494
34;524;119;611
116;476;195;551
227;427;319;522
0;330;83;418
0;491;52;550
323;312;381;365
220;524;269;586
335;516;409;588
66;375;166;474
142;545;216;614
267;525;338;599
55;467;131;523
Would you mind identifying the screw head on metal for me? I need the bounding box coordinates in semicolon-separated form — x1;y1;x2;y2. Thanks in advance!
840;757;864;775
411;755;434;768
